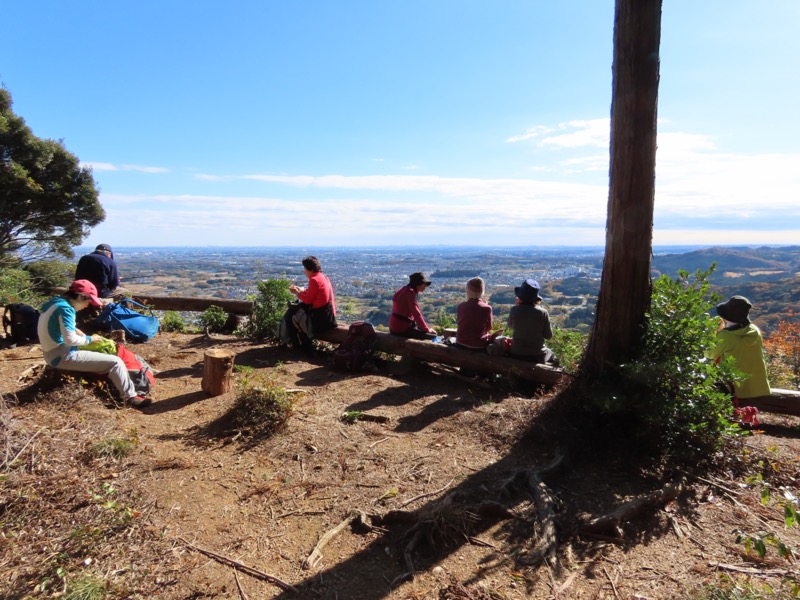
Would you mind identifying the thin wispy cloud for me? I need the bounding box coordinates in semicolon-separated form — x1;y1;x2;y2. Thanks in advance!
508;119;610;148
84;162;169;173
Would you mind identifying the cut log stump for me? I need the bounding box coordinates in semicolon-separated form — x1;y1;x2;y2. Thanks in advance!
202;349;235;396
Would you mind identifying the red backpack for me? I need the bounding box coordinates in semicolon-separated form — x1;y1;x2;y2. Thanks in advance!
116;343;156;396
332;322;377;371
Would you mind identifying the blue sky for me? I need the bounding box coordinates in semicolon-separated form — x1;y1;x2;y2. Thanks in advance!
2;1;798;247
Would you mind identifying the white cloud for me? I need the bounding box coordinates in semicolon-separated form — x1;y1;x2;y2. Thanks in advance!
508;119;610;149
506;125;555;143
83;162;169;173
92;119;798;246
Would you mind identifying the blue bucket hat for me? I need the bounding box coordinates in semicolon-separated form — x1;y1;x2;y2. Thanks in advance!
515;279;540;303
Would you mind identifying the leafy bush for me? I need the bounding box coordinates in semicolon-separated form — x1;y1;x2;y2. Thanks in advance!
242;278;294;340
549;328;586;373
25;260;72;295
0;266;41;306
160;310;187;333
0;260;71;307
197;305;227;333
230;374;294;437
434;307;457;332
586;266;742;460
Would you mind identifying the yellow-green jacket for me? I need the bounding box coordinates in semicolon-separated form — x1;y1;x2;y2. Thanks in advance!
706;324;771;399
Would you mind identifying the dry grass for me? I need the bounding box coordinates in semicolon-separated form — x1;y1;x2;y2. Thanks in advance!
0;390;181;599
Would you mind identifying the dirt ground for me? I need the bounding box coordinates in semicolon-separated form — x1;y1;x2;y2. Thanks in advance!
3;332;800;599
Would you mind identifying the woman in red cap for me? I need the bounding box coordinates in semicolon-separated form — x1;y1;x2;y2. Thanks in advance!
38;280;150;408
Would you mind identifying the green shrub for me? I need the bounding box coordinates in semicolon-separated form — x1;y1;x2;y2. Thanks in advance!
242;278;294;340
230;374;294;437
0;260;71;307
549;328;586;373
160;310;187;333
0;266;40;306
434;307;457;332
586;266;742;460
197;305;227;333
25;260;72;296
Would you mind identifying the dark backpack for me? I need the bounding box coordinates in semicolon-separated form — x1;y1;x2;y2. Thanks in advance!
2;303;40;345
332;321;377;371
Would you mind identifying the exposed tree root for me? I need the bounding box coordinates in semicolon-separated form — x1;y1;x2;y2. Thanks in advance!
578;482;682;537
300;447;683;586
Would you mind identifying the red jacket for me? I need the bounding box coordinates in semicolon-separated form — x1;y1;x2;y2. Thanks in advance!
389;285;433;334
297;272;336;315
456;298;493;349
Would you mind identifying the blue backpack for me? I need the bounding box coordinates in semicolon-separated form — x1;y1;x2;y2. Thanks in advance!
96;298;160;343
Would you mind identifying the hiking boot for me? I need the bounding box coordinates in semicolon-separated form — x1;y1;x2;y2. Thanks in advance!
128;395;152;409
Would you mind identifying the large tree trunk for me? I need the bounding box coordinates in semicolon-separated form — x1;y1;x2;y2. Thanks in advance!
583;0;662;377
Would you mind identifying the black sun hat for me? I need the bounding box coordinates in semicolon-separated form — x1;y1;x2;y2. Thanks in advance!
716;295;752;325
409;272;432;287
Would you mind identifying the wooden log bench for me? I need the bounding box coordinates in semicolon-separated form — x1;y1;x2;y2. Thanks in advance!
54;288;253;315
315;326;564;386
740;388;800;417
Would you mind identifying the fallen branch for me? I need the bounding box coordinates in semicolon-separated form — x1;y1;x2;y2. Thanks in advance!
234;569;249;600
302;510;362;570
579;483;681;536
603;566;620;599
709;562;800;578
180;538;298;593
1;427;46;472
399;476;456;508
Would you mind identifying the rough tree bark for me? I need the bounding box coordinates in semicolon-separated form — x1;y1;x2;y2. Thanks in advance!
583;0;663;377
202;349;236;396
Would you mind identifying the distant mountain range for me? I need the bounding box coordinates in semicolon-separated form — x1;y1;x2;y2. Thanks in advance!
652;246;800;280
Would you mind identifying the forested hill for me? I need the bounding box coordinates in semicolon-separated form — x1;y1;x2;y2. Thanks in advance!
651;246;800;330
652;245;800;278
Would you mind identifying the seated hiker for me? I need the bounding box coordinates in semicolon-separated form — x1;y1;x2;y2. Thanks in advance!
455;277;495;350
38;280;151;409
74;243;129;302
389;272;437;340
705;295;770;400
489;278;559;366
283;256;337;351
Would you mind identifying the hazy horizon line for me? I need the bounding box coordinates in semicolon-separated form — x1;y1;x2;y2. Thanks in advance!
74;243;798;251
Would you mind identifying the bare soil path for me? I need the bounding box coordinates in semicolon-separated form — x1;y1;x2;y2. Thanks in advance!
3;332;800;599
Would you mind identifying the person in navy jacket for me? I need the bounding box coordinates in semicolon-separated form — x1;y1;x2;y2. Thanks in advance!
74;243;126;299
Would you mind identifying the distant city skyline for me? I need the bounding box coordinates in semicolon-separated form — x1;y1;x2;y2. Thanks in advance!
2;2;798;247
